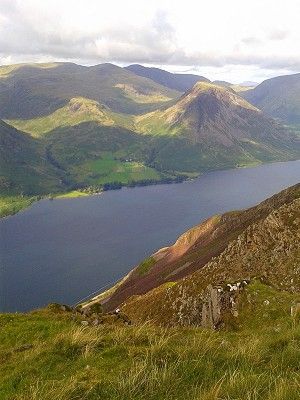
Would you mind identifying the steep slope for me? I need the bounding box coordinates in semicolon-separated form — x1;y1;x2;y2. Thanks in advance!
137;82;300;171
243;73;300;124
0;62;180;119
93;184;300;314
7;97;134;137
126;64;210;91
0;120;61;195
119;184;300;325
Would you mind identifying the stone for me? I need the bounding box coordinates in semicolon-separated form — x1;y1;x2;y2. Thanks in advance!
14;344;33;352
291;303;300;319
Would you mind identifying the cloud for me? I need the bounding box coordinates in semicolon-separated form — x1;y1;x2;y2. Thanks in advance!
268;30;289;41
0;0;299;80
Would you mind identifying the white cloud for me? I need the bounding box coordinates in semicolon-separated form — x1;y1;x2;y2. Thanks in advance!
0;0;299;81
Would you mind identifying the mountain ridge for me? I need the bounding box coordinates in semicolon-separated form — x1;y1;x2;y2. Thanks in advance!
125;64;210;92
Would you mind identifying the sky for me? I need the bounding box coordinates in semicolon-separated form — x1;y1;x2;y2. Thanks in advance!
0;0;299;83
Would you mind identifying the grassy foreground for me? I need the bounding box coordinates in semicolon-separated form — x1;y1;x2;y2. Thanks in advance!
1;282;300;400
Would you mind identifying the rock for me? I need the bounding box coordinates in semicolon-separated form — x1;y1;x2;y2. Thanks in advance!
201;282;243;329
14;344;33;352
263;300;270;306
291;303;300;319
81;320;89;326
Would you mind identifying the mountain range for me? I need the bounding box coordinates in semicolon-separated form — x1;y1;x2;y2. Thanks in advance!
125;64;209;91
0;62;300;215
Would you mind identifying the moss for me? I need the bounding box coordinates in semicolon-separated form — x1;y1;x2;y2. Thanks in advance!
136;257;156;276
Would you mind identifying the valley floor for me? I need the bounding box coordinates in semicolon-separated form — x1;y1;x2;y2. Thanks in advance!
1;281;300;400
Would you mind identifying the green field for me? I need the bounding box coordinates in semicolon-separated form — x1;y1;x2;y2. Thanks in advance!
1;281;300;400
75;153;162;185
0;195;38;218
54;190;90;199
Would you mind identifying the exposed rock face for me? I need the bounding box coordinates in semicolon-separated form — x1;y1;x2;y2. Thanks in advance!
201;285;222;329
119;184;300;326
201;283;245;329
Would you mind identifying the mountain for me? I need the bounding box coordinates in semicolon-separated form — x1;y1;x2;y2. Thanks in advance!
1;65;300;218
137;82;300;172
125;64;210;92
213;80;253;92
212;80;233;87
0;120;61;195
0;62;180;119
90;183;300;325
243;73;300;124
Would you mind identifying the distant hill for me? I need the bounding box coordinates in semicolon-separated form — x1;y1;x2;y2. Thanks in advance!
136;82;300;172
0;62;180;119
240;81;258;87
213;80;233;87
0;120;61;195
243;73;300;124
125;64;210;92
213;80;255;92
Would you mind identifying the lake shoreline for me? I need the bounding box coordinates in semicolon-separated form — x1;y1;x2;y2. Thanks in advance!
3;157;299;219
1;158;300;313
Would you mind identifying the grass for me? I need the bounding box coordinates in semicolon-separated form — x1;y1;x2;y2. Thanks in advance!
136;257;156;276
0;63;59;79
0;195;38;218
74;152;161;185
1;282;300;399
54;190;90;199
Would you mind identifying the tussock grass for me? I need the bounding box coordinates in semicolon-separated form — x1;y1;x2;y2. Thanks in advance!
1;283;300;399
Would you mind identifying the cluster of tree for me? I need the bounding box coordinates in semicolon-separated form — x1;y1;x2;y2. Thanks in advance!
103;175;189;191
66;175;189;194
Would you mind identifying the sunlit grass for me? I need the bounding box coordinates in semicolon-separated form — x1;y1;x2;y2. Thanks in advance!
1;282;300;399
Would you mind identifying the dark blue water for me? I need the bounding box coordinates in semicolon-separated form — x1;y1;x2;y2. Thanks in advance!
1;160;300;312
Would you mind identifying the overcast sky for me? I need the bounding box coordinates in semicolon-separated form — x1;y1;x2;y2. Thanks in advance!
0;0;299;83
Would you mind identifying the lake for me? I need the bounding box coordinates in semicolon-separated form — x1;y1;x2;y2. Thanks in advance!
1;160;300;312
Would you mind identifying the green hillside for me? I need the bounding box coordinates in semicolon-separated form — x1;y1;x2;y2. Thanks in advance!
243;73;300;124
7;97;134;137
0;62;180;119
0;120;61;195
